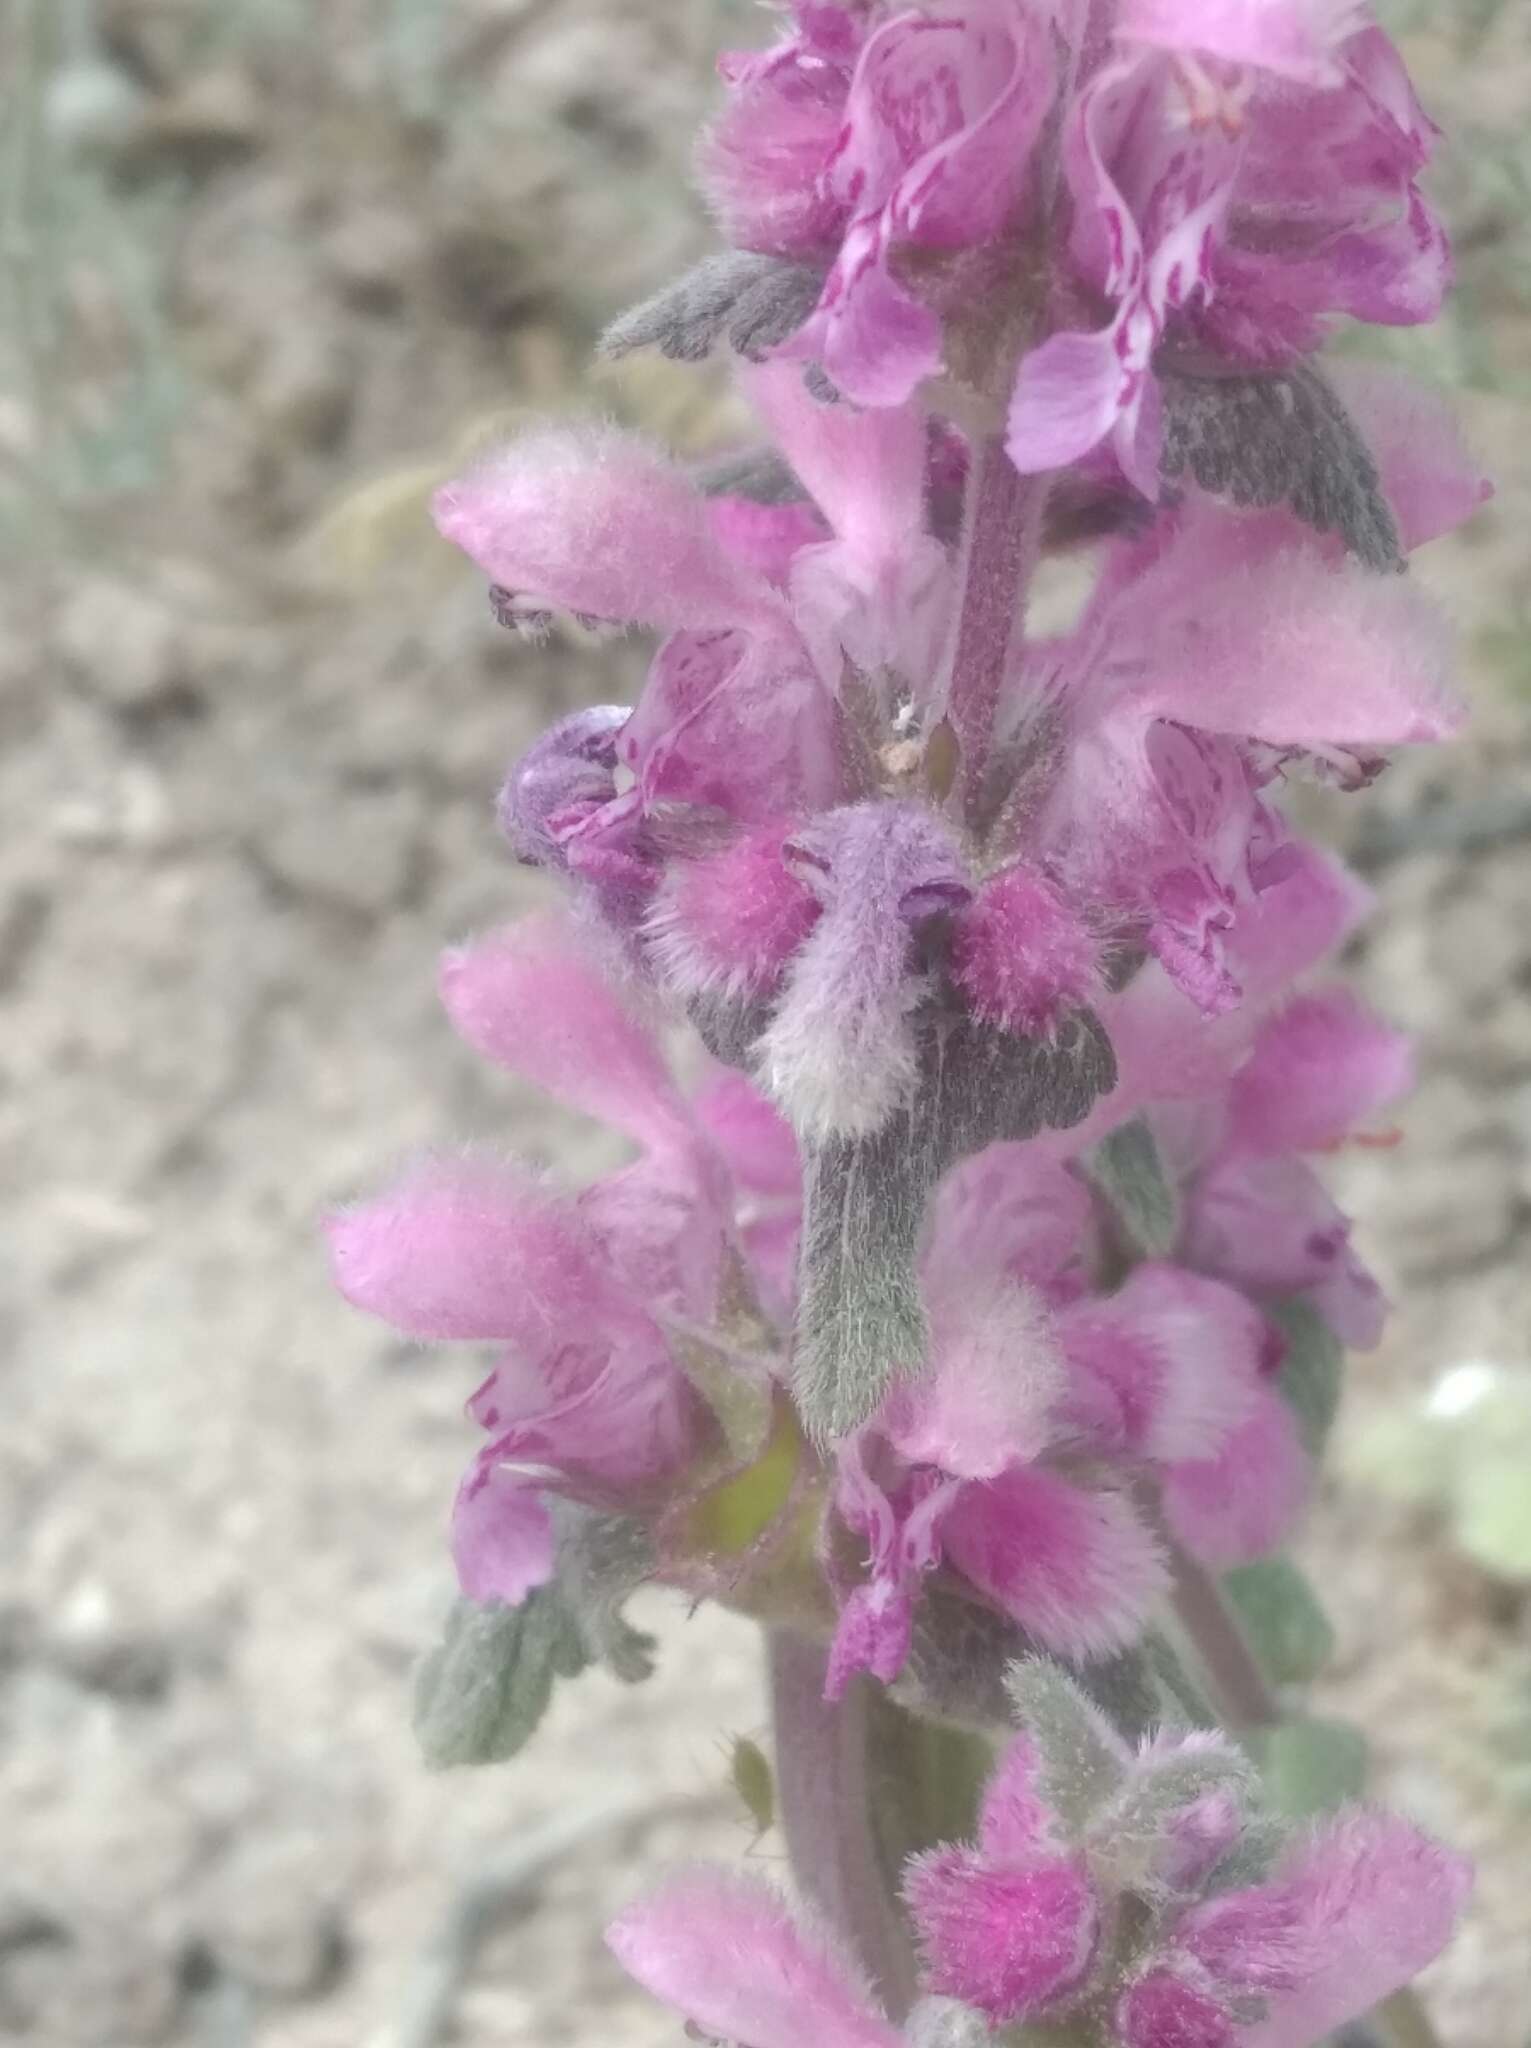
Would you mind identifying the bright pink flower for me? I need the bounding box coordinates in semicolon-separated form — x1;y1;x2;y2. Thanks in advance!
328;915;740;1606
951;864;1104;1036
905;1844;1100;2023
786;9;1054;404
1010;11;1449;486
1121;1808;1471;2048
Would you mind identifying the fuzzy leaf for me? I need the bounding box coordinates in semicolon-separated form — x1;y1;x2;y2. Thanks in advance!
1004;1658;1130;1834
1087;1737;1257;1893
1083;1118;1180;1259
1160;363;1403;573
1222;1557;1336;1687
602;252;826;364
793;1008;1117;1440
1252;1715;1369;1820
413;1589;589;1770
1271;1297;1345;1457
550;1507;660;1683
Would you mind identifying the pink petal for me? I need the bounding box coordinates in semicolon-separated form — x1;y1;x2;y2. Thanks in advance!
326;1156;608;1344
432;426;786;636
1240;1810;1471;2048
1008;320;1150;482
905;1846;1100;2024
1125;554;1464;751
952;864;1103;1036
707;493;831;589
607;1869;901;2048
778;216;945;408
449;1461;555;1606
621;630;843;821
929;1145;1093;1299
882;1270;1065;1480
977;1734;1057;1859
693;1071;801;1196
1227;990;1413;1157
1326;362;1492;552
826;1575;915;1700
439;913;690;1155
1161;1384;1311;1568
1118;0;1366;85
647;821;822;1005
1060;1264;1265;1465
941;1467;1168;1663
743;360;929;575
1118;1966;1237;2048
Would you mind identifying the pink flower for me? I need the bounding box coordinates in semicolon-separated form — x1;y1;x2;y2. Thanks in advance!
608;1867;902;2048
1119;1809;1472;2048
327;914;730;1606
1009;9;1449;487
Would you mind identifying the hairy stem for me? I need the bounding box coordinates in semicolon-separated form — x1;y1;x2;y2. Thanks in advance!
944;434;1048;824
768;1629;918;2019
1166;1535;1278;1732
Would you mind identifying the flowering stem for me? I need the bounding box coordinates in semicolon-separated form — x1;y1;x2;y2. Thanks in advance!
1165;1534;1277;1732
767;1629;918;2019
945;434;1048;825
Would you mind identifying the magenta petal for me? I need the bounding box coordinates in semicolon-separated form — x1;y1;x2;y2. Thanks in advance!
1008;322;1147;480
1227;990;1413;1157
1117;0;1364;85
1238;1810;1471;2048
977;1734;1056;1860
608;1869;901;2048
941;1467;1168;1663
450;1460;555;1606
1060;1264;1265;1465
778;215;944;408
1161;1384;1312;1568
647;821;822;1005
905;1846;1099;2024
1118;1966;1237;2048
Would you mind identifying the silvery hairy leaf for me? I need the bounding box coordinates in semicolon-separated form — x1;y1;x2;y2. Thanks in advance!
1160;361;1403;573
601;251;825;364
1004;1657;1130;1835
550;1506;659;1683
413;1587;589;1770
1084;1117;1180;1259
792;1006;1117;1440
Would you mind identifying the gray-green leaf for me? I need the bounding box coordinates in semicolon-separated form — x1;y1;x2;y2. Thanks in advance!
1270;1297;1345;1457
1223;1557;1336;1687
1083;1119;1180;1259
413;1590;589;1770
1004;1658;1130;1834
1252;1715;1369;1819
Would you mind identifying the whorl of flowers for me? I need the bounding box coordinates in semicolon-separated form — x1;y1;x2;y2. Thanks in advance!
328;3;1486;2042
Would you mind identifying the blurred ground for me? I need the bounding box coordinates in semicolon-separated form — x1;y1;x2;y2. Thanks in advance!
1;3;1528;2045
